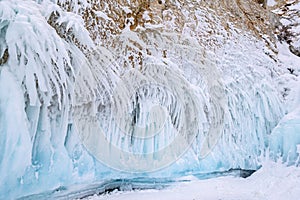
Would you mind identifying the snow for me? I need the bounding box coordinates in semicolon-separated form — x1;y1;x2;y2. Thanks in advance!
86;161;300;200
267;0;277;7
84;30;300;200
289;1;300;10
0;0;300;199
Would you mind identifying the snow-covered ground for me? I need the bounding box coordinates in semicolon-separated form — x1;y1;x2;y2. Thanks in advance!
86;161;300;200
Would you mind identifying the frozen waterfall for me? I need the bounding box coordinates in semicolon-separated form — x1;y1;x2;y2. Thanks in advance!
0;0;297;199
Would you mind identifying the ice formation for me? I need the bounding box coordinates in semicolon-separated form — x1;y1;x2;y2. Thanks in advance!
0;0;299;199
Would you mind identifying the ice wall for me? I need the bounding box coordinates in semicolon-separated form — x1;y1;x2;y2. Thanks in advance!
0;0;295;199
269;76;300;165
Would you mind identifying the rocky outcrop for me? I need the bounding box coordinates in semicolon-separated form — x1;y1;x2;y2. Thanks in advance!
54;0;279;64
269;0;300;57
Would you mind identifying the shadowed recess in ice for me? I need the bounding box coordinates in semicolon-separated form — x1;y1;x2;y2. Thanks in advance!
0;0;295;199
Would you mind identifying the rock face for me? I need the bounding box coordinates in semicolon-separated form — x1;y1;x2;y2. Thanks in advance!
56;0;278;56
272;0;300;57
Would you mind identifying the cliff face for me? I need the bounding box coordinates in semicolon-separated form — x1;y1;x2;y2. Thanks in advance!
0;0;299;199
270;0;300;56
54;0;279;61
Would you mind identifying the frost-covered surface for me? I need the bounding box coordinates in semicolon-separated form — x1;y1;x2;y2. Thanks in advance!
0;0;92;198
86;161;300;200
271;0;300;57
269;41;300;166
0;0;299;199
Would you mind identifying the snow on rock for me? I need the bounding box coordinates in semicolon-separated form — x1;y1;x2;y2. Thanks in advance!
269;35;300;166
0;0;299;199
272;0;300;57
268;0;278;7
